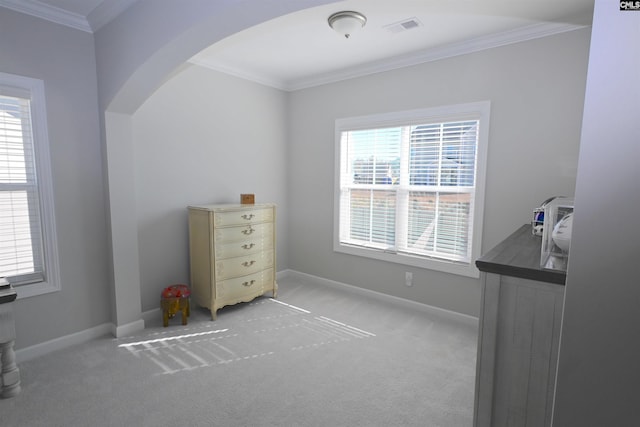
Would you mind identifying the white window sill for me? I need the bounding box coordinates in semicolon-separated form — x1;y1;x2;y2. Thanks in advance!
334;242;480;278
14;280;60;299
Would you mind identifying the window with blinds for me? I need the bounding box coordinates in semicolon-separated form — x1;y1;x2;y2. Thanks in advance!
335;103;490;277
0;72;59;297
0;94;43;283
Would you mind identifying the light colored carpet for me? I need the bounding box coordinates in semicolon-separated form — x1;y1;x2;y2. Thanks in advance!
0;275;478;426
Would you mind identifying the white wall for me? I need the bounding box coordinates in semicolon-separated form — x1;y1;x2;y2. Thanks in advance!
552;2;640;425
288;29;591;317
132;66;289;312
0;10;111;348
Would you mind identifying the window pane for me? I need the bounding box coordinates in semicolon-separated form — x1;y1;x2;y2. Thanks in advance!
406;191;471;260
349;189;396;247
0;98;31;184
0;190;35;276
347;128;400;185
409;124;440;185
410;121;477;187
406;191;437;249
443;121;477;187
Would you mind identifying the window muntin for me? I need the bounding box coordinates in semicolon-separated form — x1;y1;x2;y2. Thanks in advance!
0;73;59;297
335;103;489;277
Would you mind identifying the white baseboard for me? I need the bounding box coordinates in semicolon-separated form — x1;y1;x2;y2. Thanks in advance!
281;269;479;329
16;317;148;363
16;323;113;363
15;269;475;363
111;319;145;338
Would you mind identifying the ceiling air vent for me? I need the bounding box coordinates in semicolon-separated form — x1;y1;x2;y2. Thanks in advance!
384;17;423;34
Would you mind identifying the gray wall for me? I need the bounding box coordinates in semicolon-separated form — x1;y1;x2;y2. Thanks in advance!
1;0;590;350
8;0;639;422
288;29;590;317
95;0;335;331
0;9;111;348
132;66;289;312
129;29;590;318
552;2;640;425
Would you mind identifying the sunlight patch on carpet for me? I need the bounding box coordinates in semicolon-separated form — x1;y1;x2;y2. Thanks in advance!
116;298;376;375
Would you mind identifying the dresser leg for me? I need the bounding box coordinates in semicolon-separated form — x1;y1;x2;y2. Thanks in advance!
1;340;21;398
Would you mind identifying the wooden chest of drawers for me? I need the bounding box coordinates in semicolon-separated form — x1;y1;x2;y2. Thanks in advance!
187;203;277;320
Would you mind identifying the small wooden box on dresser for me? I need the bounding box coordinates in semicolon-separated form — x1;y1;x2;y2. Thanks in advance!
187;203;277;320
474;225;566;427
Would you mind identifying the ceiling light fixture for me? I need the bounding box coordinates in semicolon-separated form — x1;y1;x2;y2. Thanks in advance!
328;11;367;39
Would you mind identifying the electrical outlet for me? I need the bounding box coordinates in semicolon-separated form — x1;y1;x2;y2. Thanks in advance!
405;272;413;287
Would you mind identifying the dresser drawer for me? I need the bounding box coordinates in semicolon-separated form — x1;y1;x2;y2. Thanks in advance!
215;249;274;280
214;222;273;243
214;207;274;227
215;235;274;260
216;268;273;301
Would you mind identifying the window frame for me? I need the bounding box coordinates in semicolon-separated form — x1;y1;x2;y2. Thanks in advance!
0;72;60;298
333;102;490;278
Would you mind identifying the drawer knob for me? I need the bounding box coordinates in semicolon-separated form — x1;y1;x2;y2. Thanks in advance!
241;214;255;220
242;227;255;235
242;280;256;287
242;260;256;267
242;243;255;250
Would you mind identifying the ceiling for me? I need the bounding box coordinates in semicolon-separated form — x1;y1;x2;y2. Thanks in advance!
2;0;594;91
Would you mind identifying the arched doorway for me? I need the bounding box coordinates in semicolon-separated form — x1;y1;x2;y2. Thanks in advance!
99;0;337;334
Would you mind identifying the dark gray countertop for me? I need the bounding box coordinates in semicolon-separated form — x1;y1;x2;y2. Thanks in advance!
475;224;566;285
0;285;17;304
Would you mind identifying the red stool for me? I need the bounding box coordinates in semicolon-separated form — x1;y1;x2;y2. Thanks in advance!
161;284;191;327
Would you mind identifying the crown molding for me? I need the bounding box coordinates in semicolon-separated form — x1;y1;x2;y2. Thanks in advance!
188;57;289;91
87;0;137;32
0;0;136;33
1;1;587;89
189;21;587;92
285;22;588;91
189;23;587;92
0;0;91;32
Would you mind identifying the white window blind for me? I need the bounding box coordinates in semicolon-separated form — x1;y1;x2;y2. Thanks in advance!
335;103;490;277
0;73;59;296
0;93;44;284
